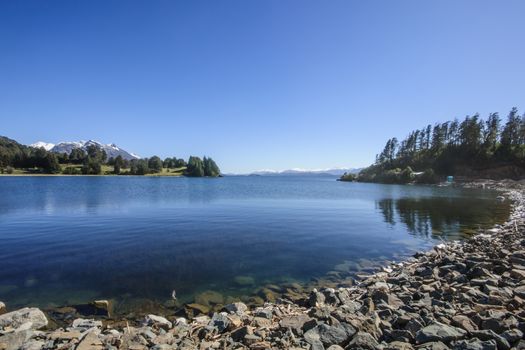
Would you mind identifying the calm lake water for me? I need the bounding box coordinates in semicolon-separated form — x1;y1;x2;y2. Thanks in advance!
0;175;510;313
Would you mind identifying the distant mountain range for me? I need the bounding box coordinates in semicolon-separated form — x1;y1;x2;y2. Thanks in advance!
30;140;140;160
244;168;362;176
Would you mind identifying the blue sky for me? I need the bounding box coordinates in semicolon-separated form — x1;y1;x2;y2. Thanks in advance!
1;1;524;173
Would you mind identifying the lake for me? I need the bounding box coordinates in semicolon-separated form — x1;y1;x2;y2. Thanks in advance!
0;175;510;315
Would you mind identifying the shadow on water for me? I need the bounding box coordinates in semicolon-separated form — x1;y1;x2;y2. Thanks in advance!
377;195;511;238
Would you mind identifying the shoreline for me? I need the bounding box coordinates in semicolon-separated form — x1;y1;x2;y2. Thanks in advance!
1;182;524;349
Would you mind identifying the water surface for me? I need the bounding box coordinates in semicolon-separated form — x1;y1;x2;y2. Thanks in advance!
0;175;510;312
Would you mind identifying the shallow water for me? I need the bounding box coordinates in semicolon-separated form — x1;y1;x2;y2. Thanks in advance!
0;175;510;312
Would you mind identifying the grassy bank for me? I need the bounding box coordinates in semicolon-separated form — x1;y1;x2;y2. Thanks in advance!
0;165;187;177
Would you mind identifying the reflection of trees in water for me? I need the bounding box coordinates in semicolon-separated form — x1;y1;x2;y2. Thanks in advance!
376;197;509;238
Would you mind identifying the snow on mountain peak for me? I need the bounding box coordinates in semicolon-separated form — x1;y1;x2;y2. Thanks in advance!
30;141;55;151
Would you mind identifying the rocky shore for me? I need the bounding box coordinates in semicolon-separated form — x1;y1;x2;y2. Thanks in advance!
2;187;525;349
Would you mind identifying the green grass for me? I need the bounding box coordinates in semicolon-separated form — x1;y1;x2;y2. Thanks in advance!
1;165;188;176
146;167;186;176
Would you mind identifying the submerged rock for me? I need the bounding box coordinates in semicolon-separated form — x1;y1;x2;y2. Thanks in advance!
185;303;210;317
194;290;224;306
234;276;255;286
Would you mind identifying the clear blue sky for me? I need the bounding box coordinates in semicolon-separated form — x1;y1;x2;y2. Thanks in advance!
1;1;524;173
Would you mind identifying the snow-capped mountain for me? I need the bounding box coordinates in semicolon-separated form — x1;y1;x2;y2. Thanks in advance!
29;141;55;151
30;140;140;160
249;167;362;176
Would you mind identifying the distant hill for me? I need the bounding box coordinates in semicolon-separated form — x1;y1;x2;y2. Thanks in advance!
30;140;140;161
247;168;362;176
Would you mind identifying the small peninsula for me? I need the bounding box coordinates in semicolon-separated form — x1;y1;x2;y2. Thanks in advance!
0;136;220;177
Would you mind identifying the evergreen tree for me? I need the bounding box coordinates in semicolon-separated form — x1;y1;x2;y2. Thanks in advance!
43;153;61;173
69;148;87;164
131;159;149;175
203;157;221;177
186;156;204;177
114;155;124;174
483;113;500;155
148;156;163;173
501;107;521;155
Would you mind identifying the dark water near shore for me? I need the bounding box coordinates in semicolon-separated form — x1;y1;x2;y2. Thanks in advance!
0;176;510;313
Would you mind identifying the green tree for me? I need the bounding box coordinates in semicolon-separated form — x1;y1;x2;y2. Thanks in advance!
69;148;87;164
483;112;500;155
43;153;61;173
148;156;163;173
203;157;221;177
114;155;124;174
186;156;204;177
459;114;482;154
130;159;149;175
163;157;172;168
82;157;102;175
399;166;415;183
500;107;521;156
175;158;186;168
86;145;107;164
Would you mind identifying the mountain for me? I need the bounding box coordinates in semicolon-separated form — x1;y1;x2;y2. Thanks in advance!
30;141;55;151
30;140;140;160
248;167;362;176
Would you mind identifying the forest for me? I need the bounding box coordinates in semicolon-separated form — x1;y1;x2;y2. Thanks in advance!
341;107;525;184
0;136;220;177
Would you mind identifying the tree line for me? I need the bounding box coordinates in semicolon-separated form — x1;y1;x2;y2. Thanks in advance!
0;136;220;177
341;107;525;183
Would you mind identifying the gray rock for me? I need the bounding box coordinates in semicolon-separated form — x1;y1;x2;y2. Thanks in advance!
452;338;497;350
151;345;175;350
480;318;509;334
305;323;351;347
501;328;523;344
309;289;326;307
254;308;273;319
145;314;172;329
346;331;379;349
20;339;45;350
0;308;48;331
75;330;104;350
0;330;34;350
279;314;312;333
231;326;252;342
452;315;478;333
416;322;467;344
384;341;414;350
208;312;230;333
224;302;248;315
70;318;103;332
327;346;345;350
416;341;451;350
303;328;325;350
470;330;511;350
